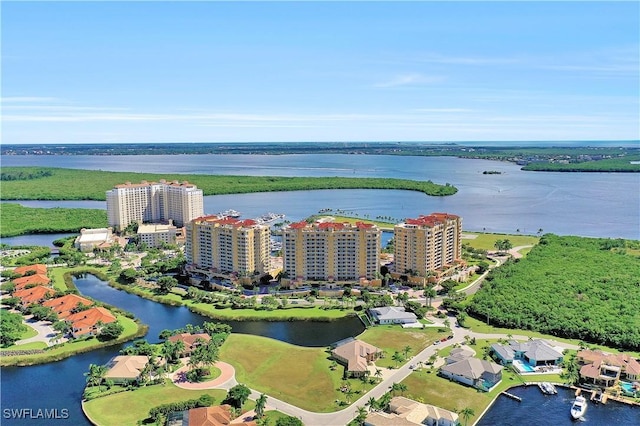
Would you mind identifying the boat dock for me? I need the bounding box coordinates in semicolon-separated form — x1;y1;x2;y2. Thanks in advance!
502;391;522;402
591;389;607;404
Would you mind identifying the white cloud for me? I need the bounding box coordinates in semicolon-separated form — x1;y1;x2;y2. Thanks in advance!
374;73;445;88
1;96;58;103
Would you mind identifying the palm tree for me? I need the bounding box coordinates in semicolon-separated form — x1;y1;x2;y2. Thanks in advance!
391;382;407;395
366;396;378;412
355;406;367;425
402;345;412;359
255;393;268;419
374;368;383;381
424;287;437;307
460;407;475;426
84;363;107;389
391;351;404;367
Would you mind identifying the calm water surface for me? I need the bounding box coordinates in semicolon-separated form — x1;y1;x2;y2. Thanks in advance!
2;154;639;239
477;385;639;425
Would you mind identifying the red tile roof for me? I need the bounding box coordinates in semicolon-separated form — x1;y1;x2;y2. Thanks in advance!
188;405;256;426
288;221;308;229
43;294;94;319
13;264;48;276
67;307;116;336
404;213;459;227
13;274;51;290
13;286;55;304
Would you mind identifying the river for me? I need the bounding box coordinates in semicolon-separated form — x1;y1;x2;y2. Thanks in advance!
2;154;639;239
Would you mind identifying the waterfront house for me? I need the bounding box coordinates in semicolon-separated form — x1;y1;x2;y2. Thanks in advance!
13;285;55;308
439;357;503;391
43;294;94;319
577;349;640;388
490;339;564;367
13;264;47;276
368;306;418;325
331;339;381;377
13;274;51;290
365;396;459;426
445;347;475;365
103;355;149;384
167;333;211;357
66;307;116;337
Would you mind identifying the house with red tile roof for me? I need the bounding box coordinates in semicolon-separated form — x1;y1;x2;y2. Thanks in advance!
13;274;51;290
43;294;94;319
13;264;47;276
13;285;56;307
66;307;116;337
167;333;211;357
577;349;640;387
181;405;256;426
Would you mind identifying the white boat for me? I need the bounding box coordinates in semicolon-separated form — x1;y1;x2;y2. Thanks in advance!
538;382;557;394
219;209;241;218
255;212;285;224
570;395;587;420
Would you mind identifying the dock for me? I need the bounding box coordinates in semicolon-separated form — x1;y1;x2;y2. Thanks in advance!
502;391;522;402
590;390;607;404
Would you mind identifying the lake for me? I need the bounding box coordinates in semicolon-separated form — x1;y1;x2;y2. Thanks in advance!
2;154;639;239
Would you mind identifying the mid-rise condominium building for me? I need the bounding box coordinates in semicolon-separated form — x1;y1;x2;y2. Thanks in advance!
106;180;204;230
394;213;462;276
184;216;270;277
283;220;381;282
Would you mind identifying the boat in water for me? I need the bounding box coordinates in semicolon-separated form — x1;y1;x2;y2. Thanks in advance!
255;212;285;224
538;382;558;395
219;209;241;218
570;395;587;420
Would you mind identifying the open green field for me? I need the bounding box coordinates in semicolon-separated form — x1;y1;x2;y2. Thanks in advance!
83;383;227;426
358;326;448;368
0;167;457;201
220;334;346;412
462;232;540;251
309;215;396;230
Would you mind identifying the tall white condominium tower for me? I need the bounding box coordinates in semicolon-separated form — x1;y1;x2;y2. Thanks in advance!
283;220;381;282
394;213;462;276
106;180;204;230
184;216;270;276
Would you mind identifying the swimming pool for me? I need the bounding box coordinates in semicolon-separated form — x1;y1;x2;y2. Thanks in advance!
513;359;536;373
620;381;637;395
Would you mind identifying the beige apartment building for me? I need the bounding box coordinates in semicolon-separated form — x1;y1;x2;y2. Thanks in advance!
137;223;177;248
184;216;270;277
283;220;381;282
394;213;462;277
106;180;203;230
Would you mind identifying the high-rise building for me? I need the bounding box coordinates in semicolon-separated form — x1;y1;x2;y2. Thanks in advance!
394;213;462;276
185;216;270;277
106;180;203;230
283;220;381;282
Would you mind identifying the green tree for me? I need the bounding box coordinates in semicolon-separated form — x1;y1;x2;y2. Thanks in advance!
97;321;124;341
460;407;475;426
119;268;138;284
366;396;378;412
0;311;28;346
156;276;178;294
226;384;251;408
255;393;268;419
391;351;404;367
402;345;412;359
84;363;107;388
275;416;303;426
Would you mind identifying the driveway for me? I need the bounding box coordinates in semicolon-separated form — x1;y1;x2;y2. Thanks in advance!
15;316;64;347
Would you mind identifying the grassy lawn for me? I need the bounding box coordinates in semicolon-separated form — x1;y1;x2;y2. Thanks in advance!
19;323;39;340
463;233;540;251
220;334;357;412
358;326;448;369
309;215;395;230
3;341;47;351
83;383;227;426
190;302;351;321
201;365;222;381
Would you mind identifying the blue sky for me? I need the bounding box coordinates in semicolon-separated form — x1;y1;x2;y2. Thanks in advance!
2;1;639;144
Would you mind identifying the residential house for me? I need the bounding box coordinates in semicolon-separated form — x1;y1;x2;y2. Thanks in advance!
177;405;256;426
13;285;55;308
439;357;503;391
13;274;51;291
577;349;640;388
445;348;475;365
331;339;381;377
368;306;418;325
365;396;459;426
13;264;47;276
490;339;564;367
43;294;94;319
104;355;150;384
168;333;211;357
66;307;116;337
